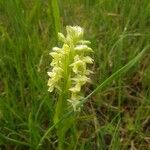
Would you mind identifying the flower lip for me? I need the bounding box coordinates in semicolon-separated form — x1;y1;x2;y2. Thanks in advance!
52;47;61;51
74;45;93;52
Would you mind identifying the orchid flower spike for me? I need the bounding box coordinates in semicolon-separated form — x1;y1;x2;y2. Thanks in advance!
47;26;94;111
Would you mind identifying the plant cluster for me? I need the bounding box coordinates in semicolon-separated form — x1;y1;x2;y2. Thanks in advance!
47;26;93;111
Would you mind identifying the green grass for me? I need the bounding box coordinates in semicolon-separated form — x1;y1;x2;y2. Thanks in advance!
0;0;150;150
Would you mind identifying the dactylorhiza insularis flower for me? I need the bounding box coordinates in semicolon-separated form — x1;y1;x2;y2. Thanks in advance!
47;26;93;111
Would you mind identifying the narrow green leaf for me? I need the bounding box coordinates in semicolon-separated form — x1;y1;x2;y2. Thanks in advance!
0;133;31;147
51;0;61;38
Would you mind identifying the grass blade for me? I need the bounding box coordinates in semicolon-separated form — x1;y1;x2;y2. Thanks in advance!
51;0;61;38
0;133;31;147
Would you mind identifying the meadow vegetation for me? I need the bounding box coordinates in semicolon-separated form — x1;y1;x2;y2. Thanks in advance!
0;0;150;149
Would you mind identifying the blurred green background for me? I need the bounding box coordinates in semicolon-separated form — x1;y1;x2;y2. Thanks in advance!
0;0;150;149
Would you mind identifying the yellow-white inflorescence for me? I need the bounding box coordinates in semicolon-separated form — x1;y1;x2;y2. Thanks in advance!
47;26;93;111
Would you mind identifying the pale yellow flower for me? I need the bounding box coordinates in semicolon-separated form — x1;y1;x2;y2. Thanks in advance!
66;26;84;44
70;60;86;74
47;67;63;92
47;25;93;111
83;56;94;64
69;75;90;93
67;99;81;111
69;83;81;93
74;45;93;52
